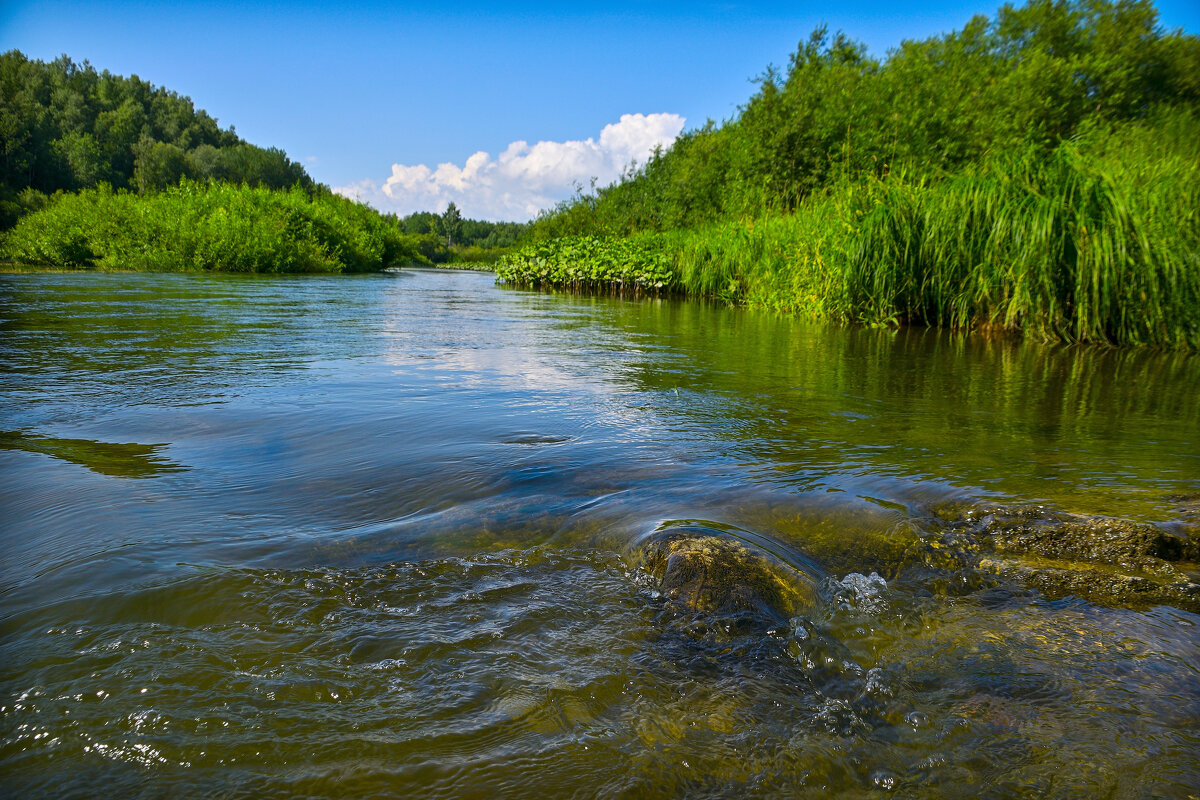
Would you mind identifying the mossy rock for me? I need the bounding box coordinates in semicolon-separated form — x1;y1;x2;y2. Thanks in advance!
930;502;1200;612
959;504;1200;567
978;556;1200;613
629;521;820;624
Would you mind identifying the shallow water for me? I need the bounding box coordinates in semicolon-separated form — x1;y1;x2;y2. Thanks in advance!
1;268;1197;798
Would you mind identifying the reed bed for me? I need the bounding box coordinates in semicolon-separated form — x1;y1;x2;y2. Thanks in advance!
504;120;1199;347
684;131;1197;347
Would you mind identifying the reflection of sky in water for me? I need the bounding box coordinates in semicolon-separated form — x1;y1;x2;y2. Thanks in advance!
2;269;1198;799
2;267;1198;595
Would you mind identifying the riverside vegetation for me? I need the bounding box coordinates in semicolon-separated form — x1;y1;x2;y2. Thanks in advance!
498;0;1200;347
1;181;425;273
0;183;521;274
0;52;523;272
4;0;1198;336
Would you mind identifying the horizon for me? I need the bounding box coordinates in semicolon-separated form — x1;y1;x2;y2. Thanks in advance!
4;0;1198;222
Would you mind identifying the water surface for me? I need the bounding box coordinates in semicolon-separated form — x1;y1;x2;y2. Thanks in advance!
2;269;1198;797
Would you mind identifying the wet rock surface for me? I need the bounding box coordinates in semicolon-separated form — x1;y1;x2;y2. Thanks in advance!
1167;493;1200;534
630;523;821;626
977;556;1200;611
969;505;1199;565
931;503;1200;612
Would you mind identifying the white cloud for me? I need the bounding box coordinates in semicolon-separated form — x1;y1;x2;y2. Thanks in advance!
335;113;685;222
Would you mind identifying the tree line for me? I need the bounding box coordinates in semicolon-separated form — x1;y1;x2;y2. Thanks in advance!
500;0;1200;347
391;203;527;264
0;51;317;227
0;51;527;268
530;0;1199;237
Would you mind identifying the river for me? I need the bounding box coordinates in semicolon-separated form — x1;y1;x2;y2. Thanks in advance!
2;268;1198;797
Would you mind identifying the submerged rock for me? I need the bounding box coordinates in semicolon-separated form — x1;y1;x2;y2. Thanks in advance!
1167;493;1200;536
978;556;1200;612
933;503;1200;612
630;522;821;625
967;505;1199;566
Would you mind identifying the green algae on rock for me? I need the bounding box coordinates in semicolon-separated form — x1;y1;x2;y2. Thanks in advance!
977;556;1200;612
629;521;821;625
933;504;1200;612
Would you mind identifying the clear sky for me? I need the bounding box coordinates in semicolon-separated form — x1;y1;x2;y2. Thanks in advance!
3;0;1198;220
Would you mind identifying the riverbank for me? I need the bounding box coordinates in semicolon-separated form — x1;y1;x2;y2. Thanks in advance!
504;0;1200;349
498;119;1200;348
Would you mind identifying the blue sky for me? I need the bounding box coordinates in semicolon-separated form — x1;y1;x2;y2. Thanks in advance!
4;1;1198;220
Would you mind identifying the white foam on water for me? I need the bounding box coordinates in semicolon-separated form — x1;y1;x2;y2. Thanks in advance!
833;572;889;614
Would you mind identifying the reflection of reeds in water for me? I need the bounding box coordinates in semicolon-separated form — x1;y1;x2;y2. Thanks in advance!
0;430;186;479
584;297;1198;520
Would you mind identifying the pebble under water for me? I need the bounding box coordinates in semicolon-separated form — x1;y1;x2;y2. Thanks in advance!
1;268;1198;798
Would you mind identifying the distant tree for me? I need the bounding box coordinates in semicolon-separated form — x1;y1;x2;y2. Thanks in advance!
53;131;111;188
394;208;528;253
439;201;462;246
93;97;147;186
186;143;224;181
132;137;189;193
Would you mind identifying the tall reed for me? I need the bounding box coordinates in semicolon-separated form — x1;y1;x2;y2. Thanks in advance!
666;114;1199;347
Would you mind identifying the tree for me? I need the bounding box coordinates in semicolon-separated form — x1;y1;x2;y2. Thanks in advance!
53;131;110;188
439;201;462;246
0;50;318;223
132;136;188;193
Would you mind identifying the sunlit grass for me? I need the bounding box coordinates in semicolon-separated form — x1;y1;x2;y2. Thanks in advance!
504;115;1199;348
0;181;428;273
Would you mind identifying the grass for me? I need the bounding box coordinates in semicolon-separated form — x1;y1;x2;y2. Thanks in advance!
500;114;1200;348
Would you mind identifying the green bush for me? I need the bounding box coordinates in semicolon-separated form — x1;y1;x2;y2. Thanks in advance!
504;112;1200;348
670;114;1200;347
0;181;429;273
530;0;1200;237
496;235;675;293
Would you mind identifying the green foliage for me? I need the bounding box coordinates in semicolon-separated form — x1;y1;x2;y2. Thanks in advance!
0;181;429;273
132;136;189;194
672;111;1200;347
450;244;507;266
439;201;462;246
532;0;1199;236
496;235;675;293
195;143;308;189
509;110;1200;347
392;208;527;265
0;50;313;226
512;0;1199;347
459;218;526;249
398;209;527;250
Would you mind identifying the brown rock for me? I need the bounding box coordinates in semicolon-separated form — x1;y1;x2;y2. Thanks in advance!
633;525;820;623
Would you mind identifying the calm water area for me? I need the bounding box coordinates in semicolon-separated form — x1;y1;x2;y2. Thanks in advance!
1;268;1198;797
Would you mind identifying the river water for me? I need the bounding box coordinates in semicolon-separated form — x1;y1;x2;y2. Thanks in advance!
1;268;1197;798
